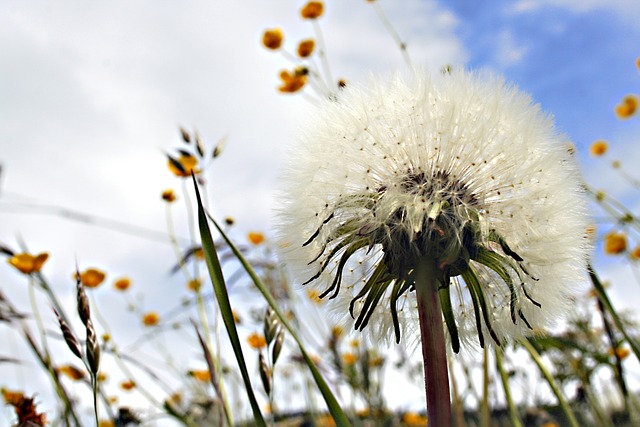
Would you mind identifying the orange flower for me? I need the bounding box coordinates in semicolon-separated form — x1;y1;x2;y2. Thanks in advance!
342;352;357;366
247;332;267;350
142;311;160;327
162;189;177;203
2;388;24;405
248;231;266;245
79;268;106;288
278;68;308;93
187;278;202;292
589;140;607;157
113;277;131;291
630;246;640;260
604;232;627;255
120;380;136;391
262;28;284;50
297;39;315;58
402;411;428;426
97;371;108;382
168;153;199;177
57;364;86;380
188;370;211;382
102;333;111;342
301;1;324;19
8;252;49;274
3;392;47;426
608;346;631;360
615;95;638;119
306;289;323;304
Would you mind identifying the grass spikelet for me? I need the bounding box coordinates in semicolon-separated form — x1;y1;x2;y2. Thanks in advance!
53;308;82;360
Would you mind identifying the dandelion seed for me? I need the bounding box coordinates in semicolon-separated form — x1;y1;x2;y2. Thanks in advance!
276;70;589;350
8;252;48;275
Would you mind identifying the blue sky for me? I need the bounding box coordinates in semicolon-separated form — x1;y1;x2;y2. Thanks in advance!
1;0;639;423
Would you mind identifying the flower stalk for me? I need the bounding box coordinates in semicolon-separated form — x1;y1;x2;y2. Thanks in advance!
414;255;451;427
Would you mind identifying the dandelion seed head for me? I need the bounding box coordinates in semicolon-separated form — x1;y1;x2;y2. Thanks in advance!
276;70;590;350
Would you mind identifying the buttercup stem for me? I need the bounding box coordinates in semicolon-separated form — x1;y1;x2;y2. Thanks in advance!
414;256;451;427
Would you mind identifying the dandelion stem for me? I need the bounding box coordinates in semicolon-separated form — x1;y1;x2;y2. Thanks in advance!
414;256;451;427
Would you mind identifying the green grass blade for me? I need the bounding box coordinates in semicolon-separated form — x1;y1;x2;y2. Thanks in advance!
206;212;352;426
192;176;266;427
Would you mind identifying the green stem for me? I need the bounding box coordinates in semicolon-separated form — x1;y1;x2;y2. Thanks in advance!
494;348;523;427
414;256;451;427
480;346;490;427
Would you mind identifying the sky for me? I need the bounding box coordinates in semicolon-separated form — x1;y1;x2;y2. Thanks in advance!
1;0;639;424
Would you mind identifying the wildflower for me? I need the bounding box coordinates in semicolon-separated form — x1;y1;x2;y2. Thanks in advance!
99;420;115;427
79;268;106;288
262;28;284;50
8;252;48;274
297;39;315;58
168;153;199;177
278;68;308;93
188;370;211;382
402;411;428;426
113;277;131;291
120;380;136;391
608;346;631;360
162;189;177;203
248;231;266;245
57;364;86;380
142;311;160;327
102;333;111;342
307;288;323;304
630;246;640;260
97;371;108;382
342;352;357;365
604;232;627;255
3;392;47;426
301;1;324;19
589;140;607;156
247;332;267;350
276;70;589;350
1;388;24;405
187;278;202;292
615;95;638;119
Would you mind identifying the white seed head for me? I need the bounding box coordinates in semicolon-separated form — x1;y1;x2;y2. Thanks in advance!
276;69;590;350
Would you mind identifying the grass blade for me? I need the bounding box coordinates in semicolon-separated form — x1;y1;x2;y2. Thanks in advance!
192;175;266;427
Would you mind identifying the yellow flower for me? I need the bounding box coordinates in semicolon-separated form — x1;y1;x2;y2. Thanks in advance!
57;364;86;380
113;277;131;291
142;311;160;327
608;346;631;360
99;420;115;427
248;232;266;245
589;140;608;157
120;380;136;391
168;153;199;177
247;332;267;350
301;1;324;19
297;39;315;58
615;95;638;119
604;232;627;255
342;352;357;366
402;411;428;426
188;370;211;382
8;252;49;274
162;189;177;203
187;278;202;292
278;68;308;93
102;333;111;343
306;289;323;304
262;28;284;50
79;268;106;288
97;372;108;382
630;246;640;260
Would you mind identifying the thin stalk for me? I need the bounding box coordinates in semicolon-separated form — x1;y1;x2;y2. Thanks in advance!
414;256;451;427
520;339;580;427
480;346;490;427
494;348;523;427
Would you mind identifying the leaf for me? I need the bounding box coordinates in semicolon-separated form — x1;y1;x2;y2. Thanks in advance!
192;175;266;427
